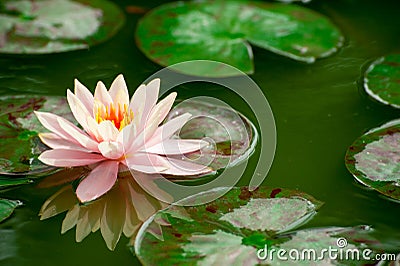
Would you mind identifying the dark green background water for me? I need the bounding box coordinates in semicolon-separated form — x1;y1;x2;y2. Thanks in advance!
1;0;400;265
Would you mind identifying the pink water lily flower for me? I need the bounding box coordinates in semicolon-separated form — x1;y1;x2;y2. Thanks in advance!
35;74;211;203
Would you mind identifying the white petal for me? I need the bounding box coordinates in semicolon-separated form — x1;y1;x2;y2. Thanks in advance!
94;81;112;106
98;141;123;159
109;74;129;107
98;120;119;142
144;139;208;155
74;79;94;114
145;113;191;148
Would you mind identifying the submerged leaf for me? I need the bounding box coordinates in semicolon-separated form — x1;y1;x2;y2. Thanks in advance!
345;119;400;201
0;198;21;223
136;1;343;77
363;54;400;108
0;0;125;54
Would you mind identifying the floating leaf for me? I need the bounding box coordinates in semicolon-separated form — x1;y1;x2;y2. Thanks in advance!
134;186;324;265
164;100;257;180
0;0;124;54
0;176;31;190
363;54;400;108
0;95;73;175
345;119;400;201
0;198;20;223
135;1;343;77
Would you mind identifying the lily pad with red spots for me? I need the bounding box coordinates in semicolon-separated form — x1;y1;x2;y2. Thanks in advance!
345;119;400;201
135;1;343;77
0;0;124;54
0;95;73;175
363;54;400;108
133;187;380;265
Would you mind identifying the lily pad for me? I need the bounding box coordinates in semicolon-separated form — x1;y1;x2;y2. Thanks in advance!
0;177;31;190
0;198;21;223
363;54;400;108
134;186;325;265
163;100;257;181
135;1;343;77
345;119;400;201
0;95;73;175
0;0;124;54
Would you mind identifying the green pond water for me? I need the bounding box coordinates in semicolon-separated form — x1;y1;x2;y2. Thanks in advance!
1;0;400;265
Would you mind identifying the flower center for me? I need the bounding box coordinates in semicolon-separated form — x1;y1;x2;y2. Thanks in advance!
95;102;134;130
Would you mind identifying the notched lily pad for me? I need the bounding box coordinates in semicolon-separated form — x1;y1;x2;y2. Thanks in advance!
0;95;73;175
135;1;343;77
0;198;21;223
345;119;400;201
164;100;257;181
133;186;324;265
363;54;400;108
0;0;124;54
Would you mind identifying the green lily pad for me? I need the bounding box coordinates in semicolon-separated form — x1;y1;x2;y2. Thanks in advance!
135;1;343;77
164;100;257;181
0;95;73;175
0;0;124;54
0;176;31;190
0;198;21;223
363;54;400;108
345;119;400;201
134;186;325;265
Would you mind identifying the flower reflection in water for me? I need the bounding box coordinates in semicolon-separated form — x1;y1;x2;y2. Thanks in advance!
39;170;171;250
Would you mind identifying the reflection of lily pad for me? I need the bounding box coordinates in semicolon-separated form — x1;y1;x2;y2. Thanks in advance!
0;95;73;175
0;198;21;223
0;0;124;54
134;187;379;265
135;1;343;77
134;187;323;265
164;100;257;180
345;119;400;201
363;54;400;108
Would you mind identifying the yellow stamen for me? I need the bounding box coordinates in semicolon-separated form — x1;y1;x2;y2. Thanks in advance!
94;101;134;130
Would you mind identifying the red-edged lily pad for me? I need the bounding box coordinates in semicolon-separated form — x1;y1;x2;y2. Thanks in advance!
0;95;73;175
363;54;400;108
135;1;343;77
0;0;124;54
346;119;400;201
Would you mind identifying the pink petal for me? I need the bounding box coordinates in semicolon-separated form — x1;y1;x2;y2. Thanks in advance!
57;117;99;152
98;120;119;141
108;74;129;107
124;117;159;153
145;113;191;147
87;116;102;141
67;90;93;135
34;111;74;141
39;149;105;167
98;141;123;159
130;78;160;131
74;79;94;114
144;139;208;155
147;92;177;127
94;81;112;106
76;160;119;203
117;123;137;148
39;133;91;152
123;153;167;174
162;157;212;176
